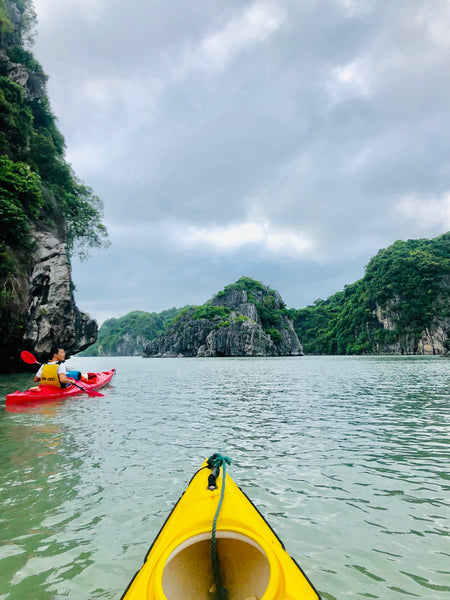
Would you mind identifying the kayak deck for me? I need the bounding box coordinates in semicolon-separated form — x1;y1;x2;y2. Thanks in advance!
122;457;321;600
5;369;115;405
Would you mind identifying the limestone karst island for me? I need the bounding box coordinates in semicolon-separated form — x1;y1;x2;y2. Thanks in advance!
85;247;450;359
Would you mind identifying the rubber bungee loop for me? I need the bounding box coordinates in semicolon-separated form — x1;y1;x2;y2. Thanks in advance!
207;453;232;600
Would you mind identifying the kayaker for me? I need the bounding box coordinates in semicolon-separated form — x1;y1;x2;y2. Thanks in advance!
34;346;70;388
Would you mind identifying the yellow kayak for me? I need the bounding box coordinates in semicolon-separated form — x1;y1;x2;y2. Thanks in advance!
122;455;321;600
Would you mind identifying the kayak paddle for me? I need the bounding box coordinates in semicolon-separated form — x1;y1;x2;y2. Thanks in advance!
20;350;104;397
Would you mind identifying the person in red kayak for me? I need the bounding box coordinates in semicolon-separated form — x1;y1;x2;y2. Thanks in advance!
34;346;70;388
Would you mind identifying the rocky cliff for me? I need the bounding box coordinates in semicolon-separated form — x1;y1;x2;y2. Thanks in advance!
22;229;97;361
294;233;450;355
372;275;450;355
94;332;147;357
143;278;303;358
0;1;100;370
1;226;97;370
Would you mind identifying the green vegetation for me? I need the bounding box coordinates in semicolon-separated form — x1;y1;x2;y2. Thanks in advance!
168;277;290;346
233;315;249;324
80;308;187;356
219;276;286;307
192;305;231;320
0;0;109;356
168;305;232;335
211;315;250;330
219;276;268;296
293;233;450;354
0;0;108;267
0;154;42;245
220;276;288;343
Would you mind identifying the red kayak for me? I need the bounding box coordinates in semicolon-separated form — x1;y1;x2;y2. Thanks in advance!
5;369;116;406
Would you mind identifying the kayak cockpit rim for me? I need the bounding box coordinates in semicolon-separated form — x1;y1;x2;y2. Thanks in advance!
160;530;275;600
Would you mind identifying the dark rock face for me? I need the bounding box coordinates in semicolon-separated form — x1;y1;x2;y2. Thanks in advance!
23;229;97;362
143;284;303;358
2;228;97;370
0;49;45;101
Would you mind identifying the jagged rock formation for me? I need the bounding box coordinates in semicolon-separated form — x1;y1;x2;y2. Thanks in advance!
0;48;44;99
21;228;97;362
0;226;97;369
1;228;98;371
143;279;303;358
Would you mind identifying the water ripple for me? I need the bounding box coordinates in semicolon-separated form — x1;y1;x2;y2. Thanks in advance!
0;356;449;598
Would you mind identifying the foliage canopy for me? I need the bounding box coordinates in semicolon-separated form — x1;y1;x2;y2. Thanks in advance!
293;233;450;354
0;0;109;262
80;309;186;356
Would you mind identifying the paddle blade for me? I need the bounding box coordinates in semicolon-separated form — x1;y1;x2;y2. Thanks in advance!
84;389;104;398
71;381;104;397
21;350;39;365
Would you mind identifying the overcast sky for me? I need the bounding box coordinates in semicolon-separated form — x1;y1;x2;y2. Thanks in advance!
32;0;450;324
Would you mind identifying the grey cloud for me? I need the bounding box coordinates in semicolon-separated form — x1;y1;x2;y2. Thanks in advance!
32;0;450;322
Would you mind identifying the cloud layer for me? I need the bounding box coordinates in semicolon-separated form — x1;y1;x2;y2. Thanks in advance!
32;0;450;323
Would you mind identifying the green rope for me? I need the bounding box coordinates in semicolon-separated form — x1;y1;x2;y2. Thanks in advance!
208;453;231;600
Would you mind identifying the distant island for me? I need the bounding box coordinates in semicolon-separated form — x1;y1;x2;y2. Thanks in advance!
83;232;450;357
143;277;303;358
78;308;188;357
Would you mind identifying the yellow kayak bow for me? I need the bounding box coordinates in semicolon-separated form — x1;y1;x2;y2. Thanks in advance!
122;456;321;600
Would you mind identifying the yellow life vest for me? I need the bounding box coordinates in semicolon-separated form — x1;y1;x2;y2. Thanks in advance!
40;363;62;388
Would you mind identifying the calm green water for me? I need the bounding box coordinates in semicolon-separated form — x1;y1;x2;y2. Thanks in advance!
0;356;449;599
